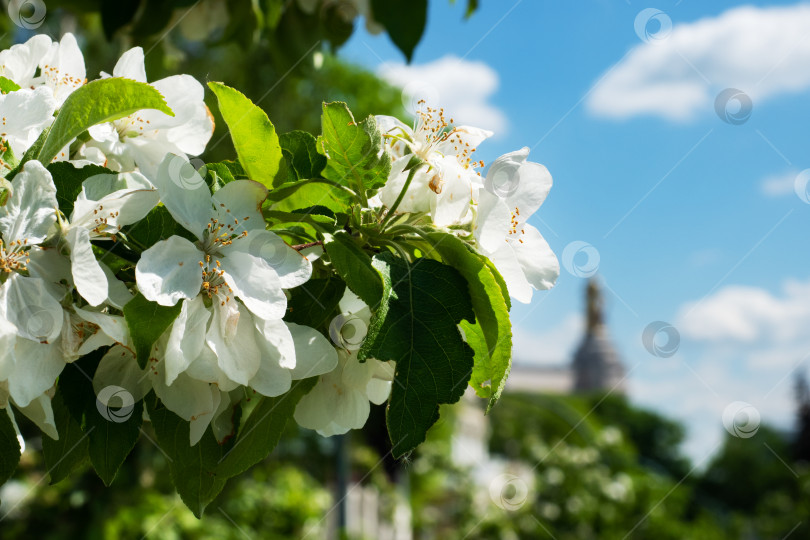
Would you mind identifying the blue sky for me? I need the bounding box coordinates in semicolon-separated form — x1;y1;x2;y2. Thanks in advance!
342;1;810;462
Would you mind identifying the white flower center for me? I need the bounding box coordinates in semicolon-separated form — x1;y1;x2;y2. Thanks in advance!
115;114;156;140
197;208;252;304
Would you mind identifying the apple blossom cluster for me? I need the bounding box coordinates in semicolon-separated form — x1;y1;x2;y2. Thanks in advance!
376;105;560;304
0;32;559;510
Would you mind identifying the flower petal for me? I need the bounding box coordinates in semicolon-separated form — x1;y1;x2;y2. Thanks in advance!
220;249;288;320
153;153;212;239
206;299;260;386
0;274;63;343
0;160;57;244
511;224;559;292
211;180;266;233
93;345;151;403
112;47;147;82
136;235;204;306
8;339;64;407
67;226;108;306
228;229;312;289
287;322;338;380
165;296;211;385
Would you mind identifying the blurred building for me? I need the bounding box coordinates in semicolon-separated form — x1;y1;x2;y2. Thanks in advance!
506;278;626;394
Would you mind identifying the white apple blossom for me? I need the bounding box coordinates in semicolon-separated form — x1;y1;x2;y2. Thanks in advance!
60;171;159;306
294;290;394;436
0;33;86;105
0;87;57;158
127;155;337;442
81;47;214;179
376;105;492;226
473;147;559;303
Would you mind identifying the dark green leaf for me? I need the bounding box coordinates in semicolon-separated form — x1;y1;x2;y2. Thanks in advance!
284;277;345;329
279;130;326;180
38;78;174;165
146;398;228;518
208;82;283;188
216;378;316;477
87;394;143;486
425;232;512;411
56;353;142;486
0;407;20;488
317;102;391;194
42;388;89;484
125;205;181;249
323;231;383;308
123;293;182;369
47;162;117;217
370;0;428;61
359;253;474;457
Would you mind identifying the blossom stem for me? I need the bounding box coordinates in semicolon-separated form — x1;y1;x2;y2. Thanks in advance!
292;240;323;251
381;157;423;230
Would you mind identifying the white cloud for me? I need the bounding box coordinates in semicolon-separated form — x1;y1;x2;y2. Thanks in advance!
588;4;810;121
761;170;799;197
512;313;583;366
677;279;810;347
378;55;508;134
653;278;810;460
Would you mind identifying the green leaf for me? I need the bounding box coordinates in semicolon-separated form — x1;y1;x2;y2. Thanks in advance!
56;354;143;486
279;130;326;180
123;293;183;369
0;407;20;488
47;162;116;217
146;398;228;518
359;253;475;457
125;206;182;249
370;0;428;62
216;378;316;477
205;160;246;190
42;388;90;483
284;277;345;329
323;231;384;308
267;179;353;215
208;82;283;188
38;78;174;165
424;232;513;411
86;395;143;486
0;76;20;94
317;102;391;194
0;141;17;180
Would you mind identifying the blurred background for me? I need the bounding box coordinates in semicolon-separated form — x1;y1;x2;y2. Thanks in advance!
1;0;809;538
